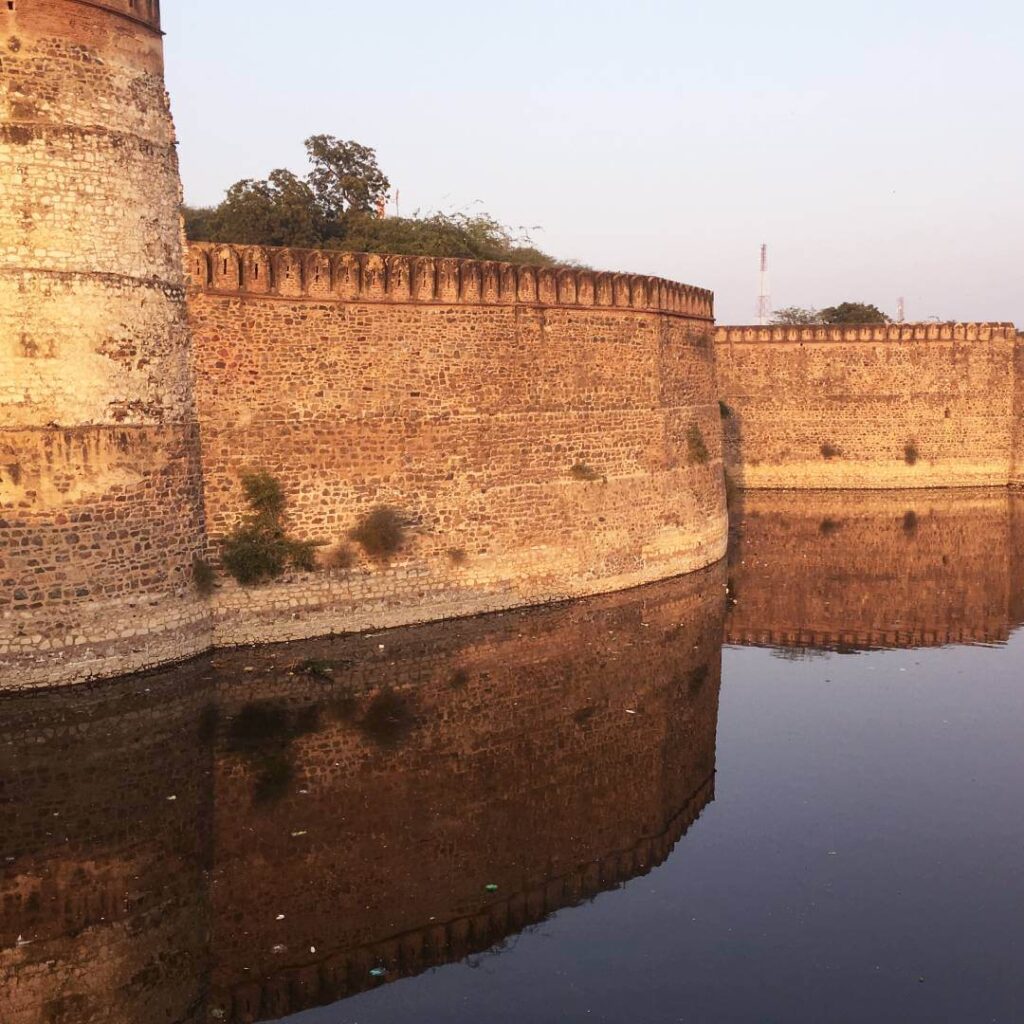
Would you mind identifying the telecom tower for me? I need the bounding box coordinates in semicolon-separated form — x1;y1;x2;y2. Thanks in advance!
757;244;771;325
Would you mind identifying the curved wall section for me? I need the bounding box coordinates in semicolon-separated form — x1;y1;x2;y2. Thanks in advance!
187;243;726;646
0;0;209;689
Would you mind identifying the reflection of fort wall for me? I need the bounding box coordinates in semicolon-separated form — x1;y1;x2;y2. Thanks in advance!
0;564;725;1024
0;671;214;1024
726;490;1020;650
1010;494;1024;630
205;563;725;1022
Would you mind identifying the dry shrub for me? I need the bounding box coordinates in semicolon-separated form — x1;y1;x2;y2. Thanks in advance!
349;506;407;560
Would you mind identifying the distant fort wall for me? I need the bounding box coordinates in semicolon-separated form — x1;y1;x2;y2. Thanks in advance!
186;242;728;650
1012;332;1024;488
716;323;1020;490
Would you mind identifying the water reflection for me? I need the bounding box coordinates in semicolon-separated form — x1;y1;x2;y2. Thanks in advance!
3;491;1023;1024
727;489;1024;651
1;564;726;1024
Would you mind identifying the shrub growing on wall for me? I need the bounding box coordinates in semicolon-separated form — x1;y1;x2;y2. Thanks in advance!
570;462;603;482
222;471;317;585
349;506;407;560
192;556;216;596
687;423;710;465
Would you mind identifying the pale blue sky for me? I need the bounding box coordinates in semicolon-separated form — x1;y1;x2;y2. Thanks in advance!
165;0;1023;325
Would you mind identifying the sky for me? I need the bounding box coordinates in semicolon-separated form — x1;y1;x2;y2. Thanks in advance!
164;0;1024;326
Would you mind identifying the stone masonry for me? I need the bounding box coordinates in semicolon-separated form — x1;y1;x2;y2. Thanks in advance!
0;0;210;688
716;323;1022;490
186;243;728;652
0;2;727;691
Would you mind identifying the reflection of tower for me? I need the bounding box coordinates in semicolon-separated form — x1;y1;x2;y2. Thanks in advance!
0;668;215;1024
757;244;771;325
0;1;209;687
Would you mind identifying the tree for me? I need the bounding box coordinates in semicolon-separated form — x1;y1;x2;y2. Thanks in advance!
181;205;218;241
336;210;560;264
770;306;822;325
206;170;324;249
820;302;889;325
304;135;391;219
181;134;564;265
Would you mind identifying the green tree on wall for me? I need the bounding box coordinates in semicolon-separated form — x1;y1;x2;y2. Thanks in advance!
305;136;391;219
820;302;889;324
182;135;565;265
771;307;823;325
770;303;890;325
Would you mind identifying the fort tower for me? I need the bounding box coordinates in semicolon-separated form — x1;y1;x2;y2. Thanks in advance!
0;0;209;686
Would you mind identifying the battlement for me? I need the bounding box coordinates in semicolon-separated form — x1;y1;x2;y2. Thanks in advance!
715;322;1017;344
187;242;715;319
218;779;713;1023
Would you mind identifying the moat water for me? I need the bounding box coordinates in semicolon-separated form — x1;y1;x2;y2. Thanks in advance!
2;491;1023;1024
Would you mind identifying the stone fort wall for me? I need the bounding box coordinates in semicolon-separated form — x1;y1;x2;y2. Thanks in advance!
0;0;210;689
0;0;728;691
716;323;1020;490
1013;333;1024;488
186;242;728;650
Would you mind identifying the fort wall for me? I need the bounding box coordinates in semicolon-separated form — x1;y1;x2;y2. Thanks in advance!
716;323;1019;490
1012;332;1024;488
187;242;727;649
0;0;210;688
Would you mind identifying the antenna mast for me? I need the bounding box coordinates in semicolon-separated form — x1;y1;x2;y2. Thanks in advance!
897;297;906;323
757;244;771;325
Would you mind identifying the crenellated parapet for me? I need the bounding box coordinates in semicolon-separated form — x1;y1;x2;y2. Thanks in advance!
219;779;714;1023
715;322;1017;344
726;625;1010;653
187;242;715;320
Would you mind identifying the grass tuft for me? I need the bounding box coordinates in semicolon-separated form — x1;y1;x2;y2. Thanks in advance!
325;543;357;570
819;517;843;537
